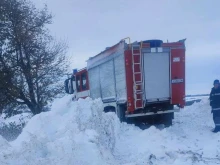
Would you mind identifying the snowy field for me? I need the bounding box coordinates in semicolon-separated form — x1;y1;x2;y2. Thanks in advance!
0;95;220;165
186;96;209;101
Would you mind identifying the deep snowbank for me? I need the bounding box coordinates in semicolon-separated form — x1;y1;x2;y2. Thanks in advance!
0;96;220;165
0;113;32;141
0;113;32;126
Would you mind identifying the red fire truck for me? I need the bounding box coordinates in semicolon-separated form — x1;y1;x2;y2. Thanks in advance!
65;38;186;126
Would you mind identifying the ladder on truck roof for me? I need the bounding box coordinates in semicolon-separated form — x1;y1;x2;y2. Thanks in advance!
132;44;144;109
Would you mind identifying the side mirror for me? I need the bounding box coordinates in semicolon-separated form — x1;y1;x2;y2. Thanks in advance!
65;79;70;94
64;78;74;94
68;79;74;94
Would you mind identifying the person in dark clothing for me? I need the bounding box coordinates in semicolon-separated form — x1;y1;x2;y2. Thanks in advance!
210;79;220;132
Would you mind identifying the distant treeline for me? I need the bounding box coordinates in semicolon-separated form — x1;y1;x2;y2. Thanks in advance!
186;94;209;97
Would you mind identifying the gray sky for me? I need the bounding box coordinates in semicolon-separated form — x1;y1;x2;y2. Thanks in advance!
33;0;220;94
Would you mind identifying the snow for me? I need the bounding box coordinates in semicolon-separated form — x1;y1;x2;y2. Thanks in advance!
0;113;32;126
186;95;209;101
0;95;220;165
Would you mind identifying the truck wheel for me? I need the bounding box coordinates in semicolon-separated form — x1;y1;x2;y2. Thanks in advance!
104;106;116;113
163;113;173;127
116;104;126;122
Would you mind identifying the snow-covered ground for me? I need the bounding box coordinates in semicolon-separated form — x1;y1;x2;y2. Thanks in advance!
186;95;209;101
0;95;220;165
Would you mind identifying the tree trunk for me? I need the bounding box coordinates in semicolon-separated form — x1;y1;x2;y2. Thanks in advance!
26;102;42;115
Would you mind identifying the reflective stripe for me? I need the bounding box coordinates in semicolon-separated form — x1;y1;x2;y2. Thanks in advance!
215;124;220;126
212;93;220;96
213;108;220;111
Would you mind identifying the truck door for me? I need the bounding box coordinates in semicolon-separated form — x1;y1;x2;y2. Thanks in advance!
143;52;170;102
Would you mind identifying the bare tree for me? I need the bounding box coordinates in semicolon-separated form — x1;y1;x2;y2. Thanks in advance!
0;0;69;115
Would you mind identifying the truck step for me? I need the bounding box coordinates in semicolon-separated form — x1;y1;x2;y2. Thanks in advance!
134;82;142;85
135;91;144;94
135;91;143;93
135;92;143;94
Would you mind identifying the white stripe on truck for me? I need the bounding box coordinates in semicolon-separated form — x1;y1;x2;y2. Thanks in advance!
125;109;180;118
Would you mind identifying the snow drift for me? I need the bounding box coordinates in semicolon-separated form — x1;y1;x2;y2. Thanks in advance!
0;95;220;165
0;112;32;141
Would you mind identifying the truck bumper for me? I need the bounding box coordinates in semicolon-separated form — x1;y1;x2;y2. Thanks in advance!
125;108;180;118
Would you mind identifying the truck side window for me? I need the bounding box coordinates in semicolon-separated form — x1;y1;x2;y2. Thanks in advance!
81;72;87;91
76;75;81;92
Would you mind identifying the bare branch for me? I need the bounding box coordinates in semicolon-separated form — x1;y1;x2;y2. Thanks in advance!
0;0;68;115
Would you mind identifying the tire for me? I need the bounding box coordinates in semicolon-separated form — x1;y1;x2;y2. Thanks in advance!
163;113;173;127
116;104;126;122
104;106;116;113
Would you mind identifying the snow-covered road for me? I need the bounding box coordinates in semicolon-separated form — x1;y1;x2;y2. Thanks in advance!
0;96;220;165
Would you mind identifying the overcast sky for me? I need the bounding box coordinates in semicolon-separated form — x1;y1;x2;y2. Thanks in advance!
33;0;220;94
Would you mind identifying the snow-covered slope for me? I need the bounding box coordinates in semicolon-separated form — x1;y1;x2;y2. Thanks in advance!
0;95;219;165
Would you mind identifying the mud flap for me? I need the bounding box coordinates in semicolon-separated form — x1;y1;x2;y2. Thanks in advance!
117;104;126;122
